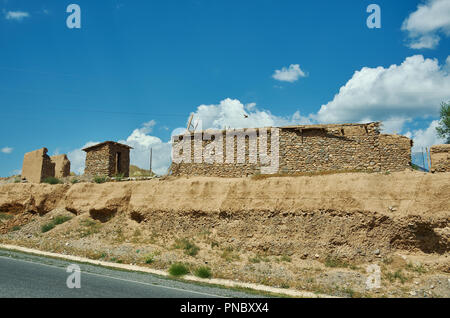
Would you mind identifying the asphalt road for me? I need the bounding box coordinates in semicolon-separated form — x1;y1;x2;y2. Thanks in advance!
0;250;259;298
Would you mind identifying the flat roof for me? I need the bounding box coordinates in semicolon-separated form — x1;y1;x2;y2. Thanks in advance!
82;141;133;152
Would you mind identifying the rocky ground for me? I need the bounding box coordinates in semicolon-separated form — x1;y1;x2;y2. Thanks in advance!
0;171;449;298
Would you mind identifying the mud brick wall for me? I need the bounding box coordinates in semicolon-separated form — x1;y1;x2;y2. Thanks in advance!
22;148;55;183
50;154;71;179
430;144;450;173
84;143;130;177
171;123;412;177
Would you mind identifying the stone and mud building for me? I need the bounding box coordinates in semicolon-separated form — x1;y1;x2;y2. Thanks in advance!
83;141;132;177
430;144;450;173
171;122;413;177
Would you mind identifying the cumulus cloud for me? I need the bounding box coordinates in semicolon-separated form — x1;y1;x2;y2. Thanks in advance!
1;147;13;154
272;64;307;82
405;120;446;153
4;10;30;21
67;141;99;175
118;120;172;175
315;55;450;134
402;0;450;49
67;121;172;176
191;98;311;130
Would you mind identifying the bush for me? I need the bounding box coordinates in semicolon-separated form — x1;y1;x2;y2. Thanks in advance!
144;254;154;264
41;215;72;232
174;238;200;257
93;176;107;184
0;213;13;220
53;215;72;225
325;256;350;268
43;177;62;185
169;263;190;277
41;223;55;233
194;266;212;279
71;178;79;184
113;173;125;181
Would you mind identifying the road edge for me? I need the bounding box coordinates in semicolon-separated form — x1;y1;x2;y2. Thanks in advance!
0;243;334;298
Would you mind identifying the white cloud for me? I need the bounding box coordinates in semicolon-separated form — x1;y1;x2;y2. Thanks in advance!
315;55;450;133
272;64;307;82
67;141;99;175
190;98;312;130
119;121;172;175
5;10;30;21
402;0;450;49
405;120;446;153
67;121;172;176
1;147;13;154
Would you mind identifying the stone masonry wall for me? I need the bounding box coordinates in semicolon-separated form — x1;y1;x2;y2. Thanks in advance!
430;144;450;173
379;135;412;172
84;144;111;177
171;123;412;177
84;143;130;177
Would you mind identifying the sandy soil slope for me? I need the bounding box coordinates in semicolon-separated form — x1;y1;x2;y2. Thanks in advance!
0;171;449;297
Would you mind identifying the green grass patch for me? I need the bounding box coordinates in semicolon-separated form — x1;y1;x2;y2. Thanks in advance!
324;256;350;268
41;215;72;233
173;238;200;257
0;213;13;220
406;262;427;274
221;247;240;262
169;263;190;277
93;176;107;184
194;266;212;279
79;218;102;237
11;225;21;231
385;270;408;284
43;177;63;185
144;254;154;264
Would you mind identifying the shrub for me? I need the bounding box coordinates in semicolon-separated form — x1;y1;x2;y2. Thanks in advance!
93;176;107;184
41;223;55;233
11;225;21;231
43;177;62;185
53;215;72;225
325;256;350;268
169;263;189;276
0;213;13;220
174;238;200;256
41;215;72;232
144;254;154;264
71;178;79;184
113;173;125;181
406;262;427;274
385;270;408;284
194;266;212;279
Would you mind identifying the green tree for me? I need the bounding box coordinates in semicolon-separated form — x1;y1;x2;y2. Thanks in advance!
436;101;450;144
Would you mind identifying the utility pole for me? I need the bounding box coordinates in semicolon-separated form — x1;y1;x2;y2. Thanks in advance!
422;147;425;170
150;147;152;175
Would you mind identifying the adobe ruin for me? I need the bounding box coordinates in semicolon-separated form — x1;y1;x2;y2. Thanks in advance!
171;122;413;177
22;148;71;183
83;141;132;177
51;154;71;179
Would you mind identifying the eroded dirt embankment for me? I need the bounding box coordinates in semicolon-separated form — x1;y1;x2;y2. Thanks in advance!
0;171;449;259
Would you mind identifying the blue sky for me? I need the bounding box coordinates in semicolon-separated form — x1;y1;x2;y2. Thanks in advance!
1;0;449;176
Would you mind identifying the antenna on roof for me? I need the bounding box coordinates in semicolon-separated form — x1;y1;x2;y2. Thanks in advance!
186;114;194;133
